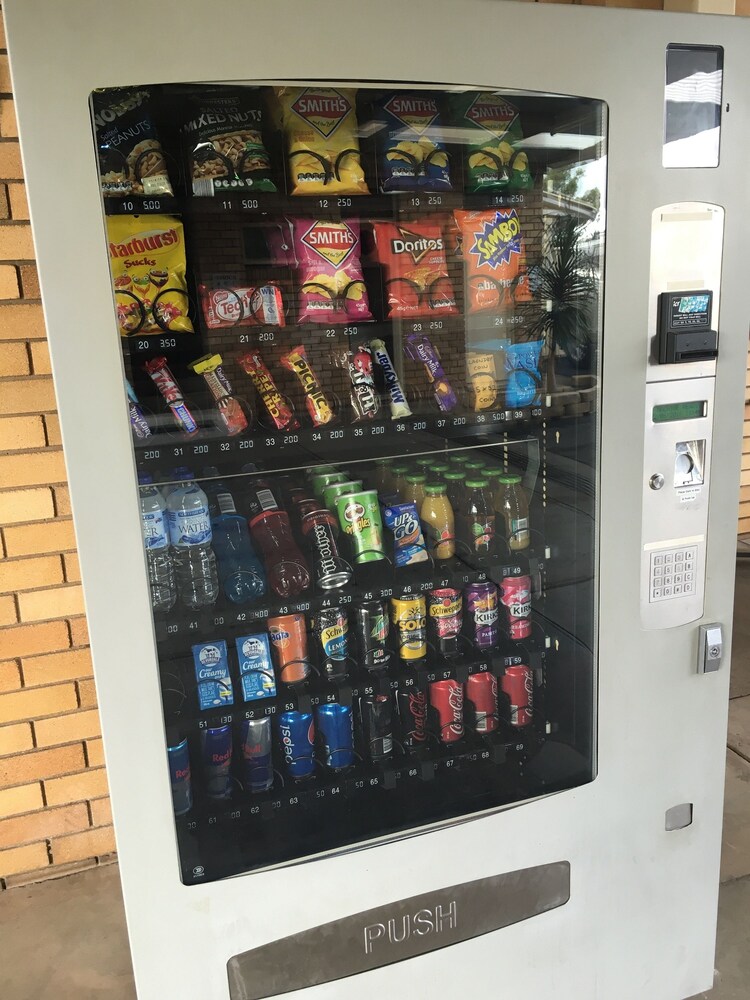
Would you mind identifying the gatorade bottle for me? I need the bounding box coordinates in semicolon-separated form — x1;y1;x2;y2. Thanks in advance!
494;474;530;551
246;479;311;598
204;481;267;605
463;478;496;560
138;473;176;613
166;472;219;609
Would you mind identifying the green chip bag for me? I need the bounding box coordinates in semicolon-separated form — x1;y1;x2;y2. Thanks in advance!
451;92;533;193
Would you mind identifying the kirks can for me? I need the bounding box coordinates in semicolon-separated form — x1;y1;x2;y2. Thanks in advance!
268;613;310;684
167;738;192;816
430;679;464;743
465;582;499;650
501;664;534;727
427;588;462;656
240;717;273;793
314;606;349;680
278;710;316;779
354;600;391;671
499;575;532;639
397;686;428;750
359;694;394;761
391;593;427;662
465;672;499;734
301;508;353;589
315;703;355;770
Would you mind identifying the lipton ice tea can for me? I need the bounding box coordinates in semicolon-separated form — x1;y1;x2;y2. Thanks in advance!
391;593;427;662
335;490;386;563
268;613;310;684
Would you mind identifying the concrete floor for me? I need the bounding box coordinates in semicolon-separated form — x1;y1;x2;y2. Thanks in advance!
2;563;750;1000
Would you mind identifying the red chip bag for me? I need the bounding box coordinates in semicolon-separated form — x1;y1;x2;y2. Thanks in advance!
454;208;527;313
372;219;457;320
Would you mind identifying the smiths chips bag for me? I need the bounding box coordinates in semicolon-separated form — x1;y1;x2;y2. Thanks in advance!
108;215;193;336
450;92;532;193
93;88;173;198
275;87;368;196
182;87;276;196
454;208;525;314
291;218;372;325
373;219;457;320
375;92;451;193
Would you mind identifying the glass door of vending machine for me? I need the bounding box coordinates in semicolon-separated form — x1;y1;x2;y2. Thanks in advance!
93;82;605;883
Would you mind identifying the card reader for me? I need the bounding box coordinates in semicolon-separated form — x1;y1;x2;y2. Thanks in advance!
657;289;717;364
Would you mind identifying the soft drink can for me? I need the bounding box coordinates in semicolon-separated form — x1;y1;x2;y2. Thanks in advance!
240;717;273;793
359;694;394;761
430;679;464;743
465;582;499;649
322;480;362;512
167;738;192;816
354;600;391;671
397;687;428;750
465;672;499;734
501;664;534;727
314;606;349;680
278;710;316;779
499;575;532;639
200;725;233;799
427;588;462;656
268;613;310;684
301;509;353;589
391;593;427;662
315;703;355;770
335;489;387;564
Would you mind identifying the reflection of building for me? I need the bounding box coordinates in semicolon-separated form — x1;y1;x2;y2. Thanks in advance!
542;188;598;222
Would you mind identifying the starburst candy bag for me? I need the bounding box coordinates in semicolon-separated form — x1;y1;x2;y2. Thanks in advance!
274;87;368;196
374;92;451;193
372;219;457;320
449;92;532;193
454;208;525;314
291;218;372;325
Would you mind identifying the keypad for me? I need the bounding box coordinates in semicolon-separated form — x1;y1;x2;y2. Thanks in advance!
649;545;699;602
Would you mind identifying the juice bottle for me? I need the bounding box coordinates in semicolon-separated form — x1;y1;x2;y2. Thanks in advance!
494;474;530;551
463;478;496;559
464;458;486;476
372;460;392;494
421;483;455;560
431;462;451;478
391;463;411;498
414;456;434;473
443;470;466;518
449;453;471;468
403;474;427;512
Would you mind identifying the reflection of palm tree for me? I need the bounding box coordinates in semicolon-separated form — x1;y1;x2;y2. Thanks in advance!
526;216;599;394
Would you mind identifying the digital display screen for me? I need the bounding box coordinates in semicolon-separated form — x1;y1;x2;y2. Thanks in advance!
653;400;707;423
678;295;710;314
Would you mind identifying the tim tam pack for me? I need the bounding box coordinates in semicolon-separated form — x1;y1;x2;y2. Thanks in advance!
375;92;451;192
454;208;525;314
372;219;457;320
291;218;372;324
449;92;532;193
107;215;193;336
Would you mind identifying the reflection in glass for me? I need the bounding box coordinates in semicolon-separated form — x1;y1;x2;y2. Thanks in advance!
664;44;723;168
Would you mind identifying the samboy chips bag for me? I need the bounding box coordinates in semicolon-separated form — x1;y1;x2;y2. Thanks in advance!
291;218;372;325
454;208;525;314
450;92;532;193
275;87;368;196
375;92;451;193
372;219;457;320
108;215;193;336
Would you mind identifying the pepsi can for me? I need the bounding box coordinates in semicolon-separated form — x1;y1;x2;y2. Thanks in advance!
167;737;192;816
278;711;316;780
240;717;273;793
315;703;355;770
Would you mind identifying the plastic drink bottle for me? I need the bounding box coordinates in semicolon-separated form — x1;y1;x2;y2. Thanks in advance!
494;473;530;551
421;483;455;560
462;478;496;559
205;482;267;605
166;472;219;609
138;472;176;613
246;479;311;598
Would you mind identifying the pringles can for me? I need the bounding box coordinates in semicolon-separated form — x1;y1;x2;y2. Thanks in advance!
499;574;532;639
268;613;310;684
359;694;394;761
465;672;499;733
322;479;363;512
335;489;386;564
167;737;193;816
427;588;462;656
240;717;273;793
397;687;428;750
310;469;346;498
315;703;355;770
278;710;316;779
391;593;427;662
354;599;391;671
430;679;464;743
501;664;534;726
314;606;349;680
465;582;499;650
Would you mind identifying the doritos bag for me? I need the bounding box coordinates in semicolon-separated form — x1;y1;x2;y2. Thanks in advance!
93;88;173;198
107;215;193;336
375;92;451;193
275;87;368;196
449;92;532;193
291;218;372;325
454;208;525;314
372;219;457;320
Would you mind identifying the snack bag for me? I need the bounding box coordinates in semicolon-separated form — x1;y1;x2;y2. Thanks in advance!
236;351;300;431
93;88;173;198
274;87;368;196
374;92;451;192
467;352;498;412
370;339;412;419
332;345;380;421
199;282;285;328
454;208;524;314
382;501;429;566
279;345;336;427
505;340;543;408
372;219;457;320
291;218;372;325
108;215;193;336
449;92;532;193
182;87;276;196
404;332;458;413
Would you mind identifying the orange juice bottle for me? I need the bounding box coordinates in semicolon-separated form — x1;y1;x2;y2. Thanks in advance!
403;473;427;511
421;483;455;560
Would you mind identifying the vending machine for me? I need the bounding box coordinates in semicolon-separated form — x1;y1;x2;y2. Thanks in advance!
5;1;749;997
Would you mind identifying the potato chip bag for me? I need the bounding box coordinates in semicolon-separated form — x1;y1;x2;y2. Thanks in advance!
449;92;532;193
290;218;372;325
275;87;368;196
374;92;451;193
107;215;193;336
454;208;525;314
93;88;173;198
372;219;457;320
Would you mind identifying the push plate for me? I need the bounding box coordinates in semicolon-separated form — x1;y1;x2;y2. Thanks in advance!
227;862;570;999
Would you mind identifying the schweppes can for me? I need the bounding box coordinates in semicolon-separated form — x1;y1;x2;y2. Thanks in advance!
390;593;427;662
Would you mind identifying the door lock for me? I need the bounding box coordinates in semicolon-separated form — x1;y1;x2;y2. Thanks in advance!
697;623;723;673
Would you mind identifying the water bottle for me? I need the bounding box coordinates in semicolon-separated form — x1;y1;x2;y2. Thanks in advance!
138;473;177;613
166;472;219;609
204;480;268;605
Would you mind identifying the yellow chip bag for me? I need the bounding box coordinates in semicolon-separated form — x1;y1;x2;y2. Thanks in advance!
275;87;368;196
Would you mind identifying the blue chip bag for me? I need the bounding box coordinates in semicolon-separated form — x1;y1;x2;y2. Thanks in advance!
505;340;543;408
376;93;451;193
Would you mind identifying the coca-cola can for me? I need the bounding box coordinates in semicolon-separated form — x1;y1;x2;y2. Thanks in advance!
465;672;498;734
465;582;499;649
499;575;532;639
501;664;533;726
397;687;428;750
358;694;394;761
427;588;462;656
429;679;464;743
354;600;391;671
301;508;353;590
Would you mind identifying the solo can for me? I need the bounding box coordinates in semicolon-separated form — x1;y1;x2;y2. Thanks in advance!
240;717;273;793
278;710;316;780
391;593;427;662
430;679;464;743
315;703;355;770
465;671;499;733
501;663;534;726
